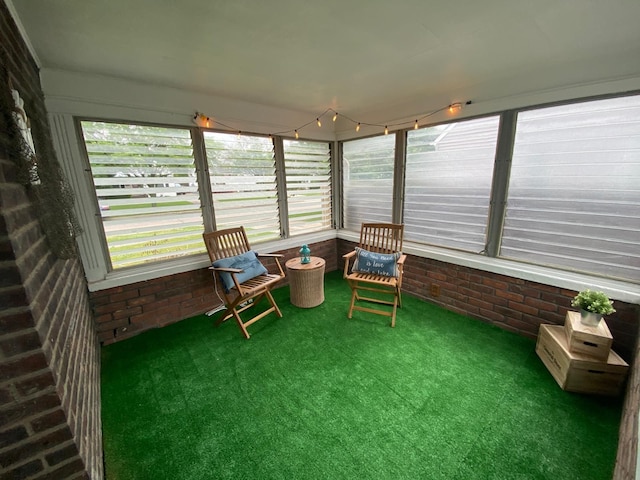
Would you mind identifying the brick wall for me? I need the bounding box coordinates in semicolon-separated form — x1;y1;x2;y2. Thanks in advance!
0;3;102;479
614;335;640;480
92;238;337;344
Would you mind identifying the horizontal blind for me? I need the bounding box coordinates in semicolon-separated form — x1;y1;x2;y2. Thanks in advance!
501;95;640;282
204;132;280;243
283;139;332;236
342;135;395;230
81;121;204;269
405;116;500;251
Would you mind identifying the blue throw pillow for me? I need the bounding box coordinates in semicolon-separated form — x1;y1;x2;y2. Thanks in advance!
352;247;401;278
212;250;268;291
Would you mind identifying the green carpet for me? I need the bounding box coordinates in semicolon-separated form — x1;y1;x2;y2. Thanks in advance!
101;271;623;480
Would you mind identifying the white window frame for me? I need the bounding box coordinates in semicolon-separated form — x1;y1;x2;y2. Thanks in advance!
79;120;205;270
283;138;333;236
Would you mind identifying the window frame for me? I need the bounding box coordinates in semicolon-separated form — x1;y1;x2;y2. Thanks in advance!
403;114;501;253
341;133;397;229
499;95;640;282
282;137;334;237
79;120;205;270
338;91;640;287
60;90;640;297
72;118;335;285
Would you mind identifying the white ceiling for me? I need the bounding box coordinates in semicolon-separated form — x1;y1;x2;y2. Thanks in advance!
8;0;640;123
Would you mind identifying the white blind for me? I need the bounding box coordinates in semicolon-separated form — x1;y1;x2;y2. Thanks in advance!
501;95;640;282
283;139;332;235
204;132;280;243
81;121;204;269
405;116;500;252
342;135;395;229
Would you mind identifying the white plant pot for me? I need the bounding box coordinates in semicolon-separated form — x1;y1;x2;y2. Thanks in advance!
580;309;603;326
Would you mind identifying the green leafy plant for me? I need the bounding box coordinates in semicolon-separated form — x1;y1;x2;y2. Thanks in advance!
571;289;616;315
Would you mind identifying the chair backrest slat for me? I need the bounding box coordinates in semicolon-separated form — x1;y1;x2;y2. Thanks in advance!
203;227;251;262
359;223;403;254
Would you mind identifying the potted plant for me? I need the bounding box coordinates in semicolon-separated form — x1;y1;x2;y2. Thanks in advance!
571;289;616;326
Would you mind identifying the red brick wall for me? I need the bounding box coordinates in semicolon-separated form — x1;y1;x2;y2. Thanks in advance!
92;238;337;344
0;3;102;479
614;335;640;480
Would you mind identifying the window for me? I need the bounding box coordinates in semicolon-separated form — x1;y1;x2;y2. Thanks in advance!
203;131;280;243
342;135;395;229
501;95;640;282
80;121;203;269
283;139;332;236
405;116;500;252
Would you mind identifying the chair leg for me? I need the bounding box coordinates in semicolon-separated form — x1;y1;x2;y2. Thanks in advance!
232;309;251;339
348;283;357;319
265;290;282;318
216;296;251;339
390;295;398;328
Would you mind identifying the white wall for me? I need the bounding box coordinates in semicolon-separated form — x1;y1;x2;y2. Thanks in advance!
41;68;337;141
42;67;640;142
335;76;640;140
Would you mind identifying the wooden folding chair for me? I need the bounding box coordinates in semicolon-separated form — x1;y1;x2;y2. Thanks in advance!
343;223;406;327
203;227;285;339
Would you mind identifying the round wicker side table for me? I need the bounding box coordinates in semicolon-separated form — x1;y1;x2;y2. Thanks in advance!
285;256;326;308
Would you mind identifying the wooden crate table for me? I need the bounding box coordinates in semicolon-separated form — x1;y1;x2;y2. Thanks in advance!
285;256;326;308
536;324;628;396
564;310;613;361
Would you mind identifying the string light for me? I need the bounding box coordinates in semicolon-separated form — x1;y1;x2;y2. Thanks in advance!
192;100;470;139
192;111;236;131
449;102;462;113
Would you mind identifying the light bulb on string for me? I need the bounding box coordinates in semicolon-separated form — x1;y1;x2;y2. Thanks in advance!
193;99;471;141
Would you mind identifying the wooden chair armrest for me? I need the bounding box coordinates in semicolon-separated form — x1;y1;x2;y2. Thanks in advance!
397;254;407;265
256;253;285;277
343;250;357;278
257;253;284;258
209;266;243;273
